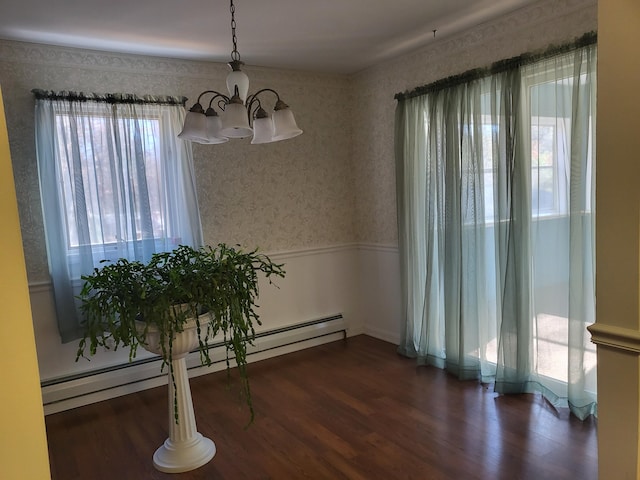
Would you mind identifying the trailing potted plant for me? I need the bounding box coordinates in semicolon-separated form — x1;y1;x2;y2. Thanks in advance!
75;243;285;473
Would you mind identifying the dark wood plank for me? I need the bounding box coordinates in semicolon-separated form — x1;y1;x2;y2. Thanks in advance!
45;335;597;479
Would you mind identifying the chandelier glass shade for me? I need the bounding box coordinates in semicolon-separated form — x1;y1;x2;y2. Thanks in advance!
178;1;302;145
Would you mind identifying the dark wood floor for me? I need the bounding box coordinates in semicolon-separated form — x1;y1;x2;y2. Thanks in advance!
45;335;597;479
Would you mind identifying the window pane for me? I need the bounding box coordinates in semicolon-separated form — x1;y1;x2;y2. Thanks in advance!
55;113;164;248
531;123;557;215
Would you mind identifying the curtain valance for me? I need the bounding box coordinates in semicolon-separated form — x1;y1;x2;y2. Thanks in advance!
395;31;597;101
32;89;187;106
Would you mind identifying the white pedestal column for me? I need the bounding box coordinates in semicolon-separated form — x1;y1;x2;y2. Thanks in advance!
140;316;217;473
153;353;216;473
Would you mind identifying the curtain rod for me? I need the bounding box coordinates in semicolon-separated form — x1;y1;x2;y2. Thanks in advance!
32;89;187;106
394;31;597;102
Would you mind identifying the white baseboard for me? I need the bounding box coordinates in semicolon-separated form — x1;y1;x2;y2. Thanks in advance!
43;315;347;415
364;325;400;345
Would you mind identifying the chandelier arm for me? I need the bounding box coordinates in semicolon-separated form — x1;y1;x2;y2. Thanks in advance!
196;90;230;105
246;97;262;119
246;88;282;112
246;88;281;104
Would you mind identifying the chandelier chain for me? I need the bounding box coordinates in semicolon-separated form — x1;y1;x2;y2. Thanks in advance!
230;0;241;61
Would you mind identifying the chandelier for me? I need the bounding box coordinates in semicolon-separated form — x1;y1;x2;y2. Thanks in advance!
178;0;303;144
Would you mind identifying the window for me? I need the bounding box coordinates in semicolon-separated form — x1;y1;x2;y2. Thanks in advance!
478;95;572;223
395;37;597;419
34;91;203;341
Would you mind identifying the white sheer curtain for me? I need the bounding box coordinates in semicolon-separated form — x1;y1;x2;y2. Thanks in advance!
34;91;203;342
395;37;596;419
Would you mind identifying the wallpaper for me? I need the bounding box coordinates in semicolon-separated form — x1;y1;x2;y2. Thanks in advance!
350;0;598;245
0;0;597;283
0;42;354;282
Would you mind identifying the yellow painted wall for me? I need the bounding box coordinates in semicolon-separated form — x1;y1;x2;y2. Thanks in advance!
0;86;51;478
596;0;640;478
597;0;640;331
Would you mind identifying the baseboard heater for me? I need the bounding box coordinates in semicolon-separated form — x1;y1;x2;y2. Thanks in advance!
41;314;346;415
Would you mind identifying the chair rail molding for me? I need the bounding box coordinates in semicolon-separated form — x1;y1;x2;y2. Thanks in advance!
587;322;640;354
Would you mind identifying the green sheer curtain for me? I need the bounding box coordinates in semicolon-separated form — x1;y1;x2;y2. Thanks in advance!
395;37;596;419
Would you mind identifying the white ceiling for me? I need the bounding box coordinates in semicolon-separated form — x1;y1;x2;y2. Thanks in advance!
0;0;539;74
